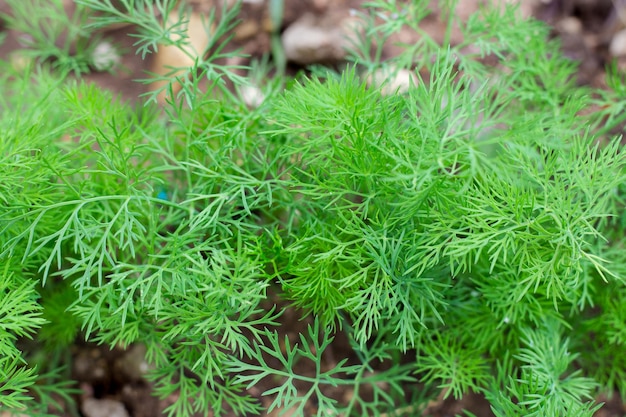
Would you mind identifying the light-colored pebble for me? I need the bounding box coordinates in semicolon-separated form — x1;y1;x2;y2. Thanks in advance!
366;67;418;95
9;51;33;72
115;343;152;381
240;85;265;108
0;411;29;417
281;13;354;64
557;17;582;35
151;11;212;103
91;40;121;71
81;398;130;417
610;29;626;57
234;19;260;40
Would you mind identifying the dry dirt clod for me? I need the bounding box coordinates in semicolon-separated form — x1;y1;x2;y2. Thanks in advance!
114;343;152;381
73;347;109;383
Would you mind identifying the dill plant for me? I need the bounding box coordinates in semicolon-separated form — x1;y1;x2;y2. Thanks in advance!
2;0;98;75
1;0;626;416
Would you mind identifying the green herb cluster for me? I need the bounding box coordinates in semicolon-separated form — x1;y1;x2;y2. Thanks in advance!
1;0;626;416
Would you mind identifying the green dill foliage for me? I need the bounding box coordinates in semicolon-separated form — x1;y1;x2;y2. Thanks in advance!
486;322;601;417
0;262;45;410
2;0;99;75
0;61;79;415
227;318;414;416
268;0;626;414
2;0;626;416
75;0;248;102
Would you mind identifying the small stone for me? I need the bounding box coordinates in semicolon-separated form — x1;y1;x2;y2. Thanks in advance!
366;67;418;95
115;344;152;381
91;40;121;71
81;398;130;417
312;0;330;11
234;19;260;40
0;411;29;417
281;13;353;64
341;15;366;48
557;17;582;35
261;16;275;32
610;29;626;57
73;348;108;384
151;11;213;103
501;0;539;18
9;51;34;72
240;85;265;108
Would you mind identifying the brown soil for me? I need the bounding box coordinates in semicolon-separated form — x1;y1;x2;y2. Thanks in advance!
2;0;626;416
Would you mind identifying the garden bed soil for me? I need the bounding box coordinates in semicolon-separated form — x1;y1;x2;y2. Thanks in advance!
2;0;626;416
